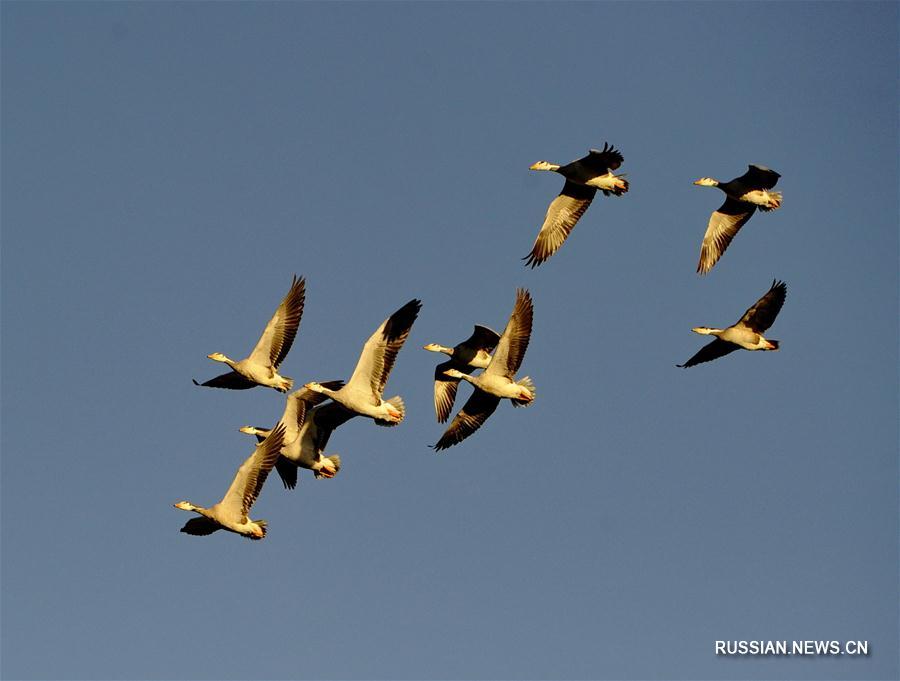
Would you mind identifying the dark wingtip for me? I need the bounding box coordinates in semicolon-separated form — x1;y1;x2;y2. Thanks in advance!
522;253;541;269
192;379;201;386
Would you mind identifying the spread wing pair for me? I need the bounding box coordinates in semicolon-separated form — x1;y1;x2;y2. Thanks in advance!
193;275;306;391
433;289;535;451
525;143;628;268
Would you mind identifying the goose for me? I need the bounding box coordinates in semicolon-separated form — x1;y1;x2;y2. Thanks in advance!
238;381;355;489
678;280;787;368
173;421;286;540
193;275;305;392
433;289;535;451
424;324;501;423
524;143;628;268
305;299;422;425
694;165;782;275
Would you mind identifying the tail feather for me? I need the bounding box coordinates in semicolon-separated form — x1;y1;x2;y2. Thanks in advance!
601;176;629;197
246;520;267;540
758;191;783;211
314;454;342;479
512;376;536;408
375;396;405;427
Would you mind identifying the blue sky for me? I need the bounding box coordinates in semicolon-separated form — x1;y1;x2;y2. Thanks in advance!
2;2;897;680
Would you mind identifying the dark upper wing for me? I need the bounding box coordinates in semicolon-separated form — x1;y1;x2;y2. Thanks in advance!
486;288;534;379
736;280;787;333
274;456;299;490
432;389;501;451
248;275;306;368
582;142;624;172
463;325;501;352
735;164;780;190
433;360;473;423
180;517;221;536
677;338;739;368
193;372;256;390
311;403;358;451
696;198;756;275
524;181;596;268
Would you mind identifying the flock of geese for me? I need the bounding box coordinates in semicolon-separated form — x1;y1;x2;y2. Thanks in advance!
174;144;788;540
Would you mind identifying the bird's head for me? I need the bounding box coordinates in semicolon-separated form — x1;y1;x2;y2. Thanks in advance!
693;177;719;187
173;501;195;511
691;327;716;335
207;352;229;363
529;160;557;171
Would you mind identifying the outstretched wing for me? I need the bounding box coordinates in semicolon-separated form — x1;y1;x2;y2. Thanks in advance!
463;325;501;352
280;392;308;442
432;389;501;451
524;181;596;268
677;339;739;368
583;142;625;172
192;372;256;390
311;403;358;452
696;198;756;275
735;164;780;190
248;275;306;368
736;280;787;333
180;517;221;536
486;289;534;379
432;360;473;423
346;299;422;397
274;456;299;490
220;421;286;518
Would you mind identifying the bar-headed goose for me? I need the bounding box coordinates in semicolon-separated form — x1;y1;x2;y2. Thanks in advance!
433;289;535;451
524;143;628;268
678;280;787;368
694;165;782;275
173;421;286;540
239;381;354;489
193;275;306;392
424;324;501;423
305;299;421;425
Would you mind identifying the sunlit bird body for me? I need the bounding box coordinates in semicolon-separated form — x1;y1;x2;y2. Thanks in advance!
433;289;535;450
173;421;287;540
239;381;353;489
305;299;422;425
424;324;501;423
194;275;306;392
694;165;782;275
525;143;628;268
678;280;787;368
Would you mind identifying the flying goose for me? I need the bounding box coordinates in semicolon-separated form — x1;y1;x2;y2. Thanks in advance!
424;324;501;423
694;165;782;275
173;421;287;540
193;275;305;392
678;280;787;368
433;289;535;451
239;381;355;489
305;299;422;425
524;143;628;268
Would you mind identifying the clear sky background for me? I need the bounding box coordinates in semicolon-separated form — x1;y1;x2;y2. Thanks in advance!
2;2;897;680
